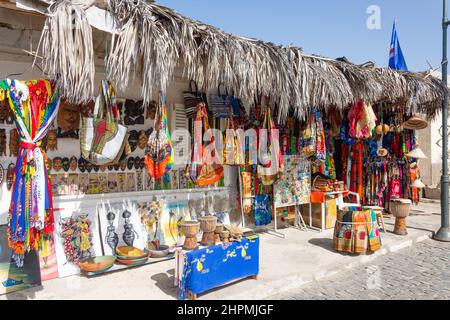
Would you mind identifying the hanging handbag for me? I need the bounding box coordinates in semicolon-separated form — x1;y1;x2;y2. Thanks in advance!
186;102;224;186
223;106;243;165
257;106;283;186
80;80;127;165
254;194;271;226
209;83;232;118
144;94;174;180
183;80;208;118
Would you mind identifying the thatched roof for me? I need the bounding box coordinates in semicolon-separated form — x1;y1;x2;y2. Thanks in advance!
37;0;446;120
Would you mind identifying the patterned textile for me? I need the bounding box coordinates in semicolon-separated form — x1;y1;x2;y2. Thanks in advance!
178;237;259;300
365;210;381;252
334;209;381;254
2;79;60;267
352;211;367;254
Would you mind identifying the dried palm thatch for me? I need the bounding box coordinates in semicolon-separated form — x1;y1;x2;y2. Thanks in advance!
38;0;95;103
36;0;446;120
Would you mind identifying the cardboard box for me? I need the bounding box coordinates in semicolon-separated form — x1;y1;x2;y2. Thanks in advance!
300;198;337;229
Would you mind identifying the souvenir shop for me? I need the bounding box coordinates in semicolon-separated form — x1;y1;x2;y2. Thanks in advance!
0;0;446;299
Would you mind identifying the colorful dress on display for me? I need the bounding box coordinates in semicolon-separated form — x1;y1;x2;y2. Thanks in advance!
1;79;60;267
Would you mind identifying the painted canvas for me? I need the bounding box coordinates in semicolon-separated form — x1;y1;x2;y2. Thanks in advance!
136;171;144;192
98;173;108;194
160;201;190;247
0;225;42;295
118;173;126;192
107;173;118;193
68;173;79;196
98;200;147;256
39;237;59;282
53;210;102;278
274;155;311;208
126;172;136;192
78;173;89;195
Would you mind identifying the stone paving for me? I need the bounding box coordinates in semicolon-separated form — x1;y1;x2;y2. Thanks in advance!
268;239;450;300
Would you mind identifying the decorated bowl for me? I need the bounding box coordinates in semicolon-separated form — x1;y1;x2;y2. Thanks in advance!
78;256;116;273
116;255;149;266
115;246;149;260
148;243;170;258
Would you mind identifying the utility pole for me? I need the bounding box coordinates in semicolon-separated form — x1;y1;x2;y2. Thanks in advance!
435;0;450;242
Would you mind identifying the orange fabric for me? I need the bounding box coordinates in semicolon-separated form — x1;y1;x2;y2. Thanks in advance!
311;191;349;204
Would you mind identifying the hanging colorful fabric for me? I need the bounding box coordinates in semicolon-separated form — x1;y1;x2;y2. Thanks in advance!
254;194;271;226
257;106;283;186
3;79;60;267
80;80;127;165
223;106;243;165
145;93;174;180
186;102;224;186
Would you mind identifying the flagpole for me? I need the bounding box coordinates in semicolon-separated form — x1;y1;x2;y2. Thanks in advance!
435;0;450;242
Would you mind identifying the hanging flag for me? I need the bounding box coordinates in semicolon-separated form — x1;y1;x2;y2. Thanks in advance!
389;21;408;71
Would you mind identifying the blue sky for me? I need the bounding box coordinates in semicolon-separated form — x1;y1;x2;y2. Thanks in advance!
157;0;441;72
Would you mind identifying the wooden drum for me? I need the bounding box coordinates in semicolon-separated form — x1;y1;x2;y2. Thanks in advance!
198;216;218;246
179;221;200;250
390;199;412;236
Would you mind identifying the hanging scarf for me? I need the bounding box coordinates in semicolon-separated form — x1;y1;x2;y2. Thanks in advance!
4;79;60;267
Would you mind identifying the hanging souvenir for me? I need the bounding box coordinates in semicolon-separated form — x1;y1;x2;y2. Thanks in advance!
69;156;77;172
62;157;70;172
0;128;6;156
254;194;271;226
138;130;148;150
145;93;174;180
80;80;128;165
348;100;377;139
186;102;224;187
9;128;19;156
78;157;86;173
127;157;135;170
53;157;63;172
6;163;15;190
223;106;243;165
0;98;9;124
183;80;208;118
327;106;342;138
403;115;428;130
0;163;3;185
209;83;232;118
3;79;60;267
146;100;157;120
257;105;283;186
127;130;139;152
57;100;80;138
46;129;58;151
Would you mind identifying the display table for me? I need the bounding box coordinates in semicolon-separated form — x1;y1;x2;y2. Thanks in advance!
175;236;259;300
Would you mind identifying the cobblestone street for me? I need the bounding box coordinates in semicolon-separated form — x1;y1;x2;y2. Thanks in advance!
269;239;450;300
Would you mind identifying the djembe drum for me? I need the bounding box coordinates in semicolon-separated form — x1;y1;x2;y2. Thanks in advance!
214;223;224;243
198;216;218;246
390;199;412;236
179;221;200;250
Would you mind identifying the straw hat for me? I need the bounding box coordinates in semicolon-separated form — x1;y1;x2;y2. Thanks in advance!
403;115;428;130
406;147;427;159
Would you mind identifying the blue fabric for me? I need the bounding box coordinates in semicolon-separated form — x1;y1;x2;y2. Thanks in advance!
254;194;271;226
389;22;408;71
179;237;259;299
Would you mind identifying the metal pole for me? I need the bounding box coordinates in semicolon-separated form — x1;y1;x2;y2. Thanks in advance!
435;0;450;241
